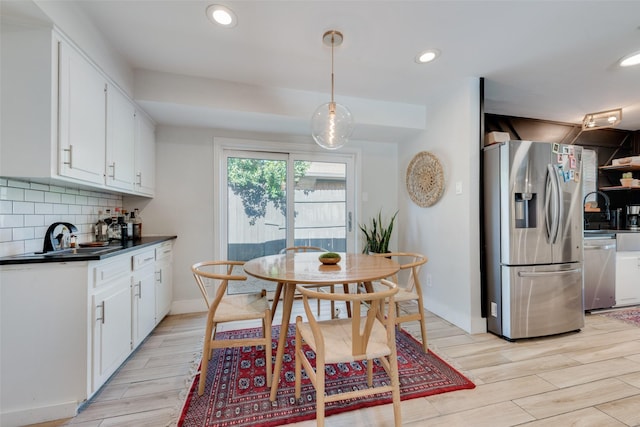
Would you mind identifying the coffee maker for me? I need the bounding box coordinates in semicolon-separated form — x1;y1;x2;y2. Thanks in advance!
627;205;640;230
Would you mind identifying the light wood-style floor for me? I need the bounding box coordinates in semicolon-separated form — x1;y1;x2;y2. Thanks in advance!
29;301;640;427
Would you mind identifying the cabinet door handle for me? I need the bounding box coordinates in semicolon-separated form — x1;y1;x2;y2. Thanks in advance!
108;162;116;178
96;301;105;324
155;269;162;282
135;281;142;299
136;172;142;186
63;145;73;168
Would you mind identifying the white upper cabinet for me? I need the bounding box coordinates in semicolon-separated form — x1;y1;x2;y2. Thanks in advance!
0;24;155;197
106;84;136;191
58;41;107;185
134;112;156;196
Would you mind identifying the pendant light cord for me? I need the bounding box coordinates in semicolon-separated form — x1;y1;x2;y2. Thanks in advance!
330;32;335;104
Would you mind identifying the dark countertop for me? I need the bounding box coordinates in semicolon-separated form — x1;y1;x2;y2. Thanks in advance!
584;229;639;236
0;236;177;265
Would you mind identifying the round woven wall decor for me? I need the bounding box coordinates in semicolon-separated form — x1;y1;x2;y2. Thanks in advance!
406;151;444;207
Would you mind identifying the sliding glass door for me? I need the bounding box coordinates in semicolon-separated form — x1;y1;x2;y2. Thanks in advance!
223;150;355;262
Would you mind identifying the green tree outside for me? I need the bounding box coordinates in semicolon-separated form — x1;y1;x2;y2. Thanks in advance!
227;158;310;225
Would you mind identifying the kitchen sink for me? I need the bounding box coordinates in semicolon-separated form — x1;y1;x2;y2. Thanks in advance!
45;246;123;256
11;246;123;258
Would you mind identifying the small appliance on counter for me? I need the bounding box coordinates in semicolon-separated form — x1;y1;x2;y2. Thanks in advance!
626;205;640;230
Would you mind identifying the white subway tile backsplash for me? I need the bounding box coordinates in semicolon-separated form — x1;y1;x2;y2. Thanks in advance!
53;204;69;215
0;214;23;228
30;182;50;191
35;203;54;214
25;190;45;203
13;227;34;241
0;241;25;257
13;201;35;214
24;215;45;227
7;179;29;189
0;178;122;256
0;229;12;242
24;239;42;253
45;192;61;203
1;186;24;201
61;193;76;205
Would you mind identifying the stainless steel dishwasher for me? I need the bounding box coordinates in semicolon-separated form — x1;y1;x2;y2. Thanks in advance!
583;234;616;310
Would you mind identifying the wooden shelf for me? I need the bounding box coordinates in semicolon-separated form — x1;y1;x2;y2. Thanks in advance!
599;164;640;171
600;186;640;191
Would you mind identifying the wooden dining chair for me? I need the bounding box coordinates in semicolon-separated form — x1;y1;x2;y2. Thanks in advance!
368;252;428;352
273;246;337;318
191;260;272;396
294;279;401;427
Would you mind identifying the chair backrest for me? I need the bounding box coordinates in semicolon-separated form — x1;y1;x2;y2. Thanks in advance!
191;260;246;311
370;252;427;293
279;246;327;254
296;279;398;357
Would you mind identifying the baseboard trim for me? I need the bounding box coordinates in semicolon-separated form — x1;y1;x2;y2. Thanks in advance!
1;401;78;427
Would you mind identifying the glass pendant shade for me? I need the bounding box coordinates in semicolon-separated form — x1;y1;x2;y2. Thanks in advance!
311;101;354;150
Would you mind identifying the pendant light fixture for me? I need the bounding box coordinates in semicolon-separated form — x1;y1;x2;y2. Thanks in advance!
311;30;354;150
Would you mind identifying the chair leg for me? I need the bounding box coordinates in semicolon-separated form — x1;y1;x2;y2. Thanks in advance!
316;360;325;427
419;315;428;352
342;283;352;318
271;282;283;322
388;353;402;427
264;315;273;388
198;316;215;396
294;316;302;399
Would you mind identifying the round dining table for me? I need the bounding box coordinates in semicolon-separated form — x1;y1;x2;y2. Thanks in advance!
243;251;400;401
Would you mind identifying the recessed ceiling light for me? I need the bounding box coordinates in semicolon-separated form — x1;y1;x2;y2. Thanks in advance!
415;49;440;64
206;4;237;27
619;50;640;67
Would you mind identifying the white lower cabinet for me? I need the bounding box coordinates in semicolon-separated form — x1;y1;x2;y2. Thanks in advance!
155;242;173;320
615;251;640;306
92;274;132;391
132;250;157;347
0;240;174;427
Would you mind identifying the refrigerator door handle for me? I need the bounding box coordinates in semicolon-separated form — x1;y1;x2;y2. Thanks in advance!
545;164;560;243
518;268;582;278
584;244;616;250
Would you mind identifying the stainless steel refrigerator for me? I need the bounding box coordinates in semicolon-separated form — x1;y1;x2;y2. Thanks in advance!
483;140;584;340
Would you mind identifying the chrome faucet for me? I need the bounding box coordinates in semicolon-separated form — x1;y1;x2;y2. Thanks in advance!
43;222;78;253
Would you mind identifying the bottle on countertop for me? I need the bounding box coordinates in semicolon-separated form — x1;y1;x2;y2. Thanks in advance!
125;210;134;240
95;211;108;242
108;208;121;241
117;211;128;244
104;209;112;225
132;208;142;241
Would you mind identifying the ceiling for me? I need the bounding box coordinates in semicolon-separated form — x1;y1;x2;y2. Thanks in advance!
7;1;640;141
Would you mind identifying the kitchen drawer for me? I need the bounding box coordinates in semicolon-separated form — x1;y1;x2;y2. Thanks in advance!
155;241;172;261
94;256;131;288
132;249;156;271
617;233;640;251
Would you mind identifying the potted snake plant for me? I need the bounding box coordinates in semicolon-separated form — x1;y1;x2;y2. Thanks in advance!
359;210;398;254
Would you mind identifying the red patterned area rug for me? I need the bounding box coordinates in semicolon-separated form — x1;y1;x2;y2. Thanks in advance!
178;325;474;427
601;307;640;327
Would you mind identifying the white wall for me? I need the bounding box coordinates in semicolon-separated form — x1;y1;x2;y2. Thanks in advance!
140;126;398;313
397;78;485;334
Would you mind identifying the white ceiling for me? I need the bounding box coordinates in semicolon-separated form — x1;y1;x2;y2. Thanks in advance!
9;1;640;140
